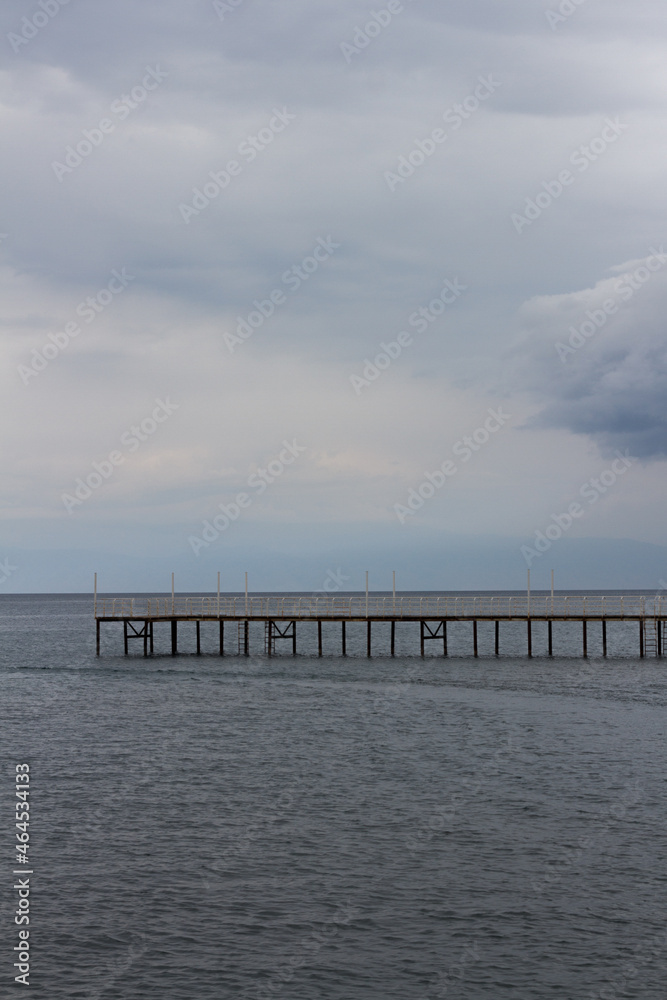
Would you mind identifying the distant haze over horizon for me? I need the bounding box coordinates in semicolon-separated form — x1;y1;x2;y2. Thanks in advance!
2;1;666;593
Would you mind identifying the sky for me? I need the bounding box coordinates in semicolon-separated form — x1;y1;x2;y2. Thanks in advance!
2;0;667;593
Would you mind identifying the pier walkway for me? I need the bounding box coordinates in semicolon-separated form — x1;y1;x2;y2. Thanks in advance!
95;595;666;658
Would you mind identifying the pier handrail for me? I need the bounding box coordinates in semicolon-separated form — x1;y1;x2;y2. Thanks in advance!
94;594;661;620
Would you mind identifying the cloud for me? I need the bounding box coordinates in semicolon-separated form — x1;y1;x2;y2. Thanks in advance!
507;249;667;459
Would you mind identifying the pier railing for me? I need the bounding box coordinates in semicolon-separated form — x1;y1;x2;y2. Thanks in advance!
95;595;665;620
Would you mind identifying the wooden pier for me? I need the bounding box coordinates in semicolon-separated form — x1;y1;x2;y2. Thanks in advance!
94;594;666;659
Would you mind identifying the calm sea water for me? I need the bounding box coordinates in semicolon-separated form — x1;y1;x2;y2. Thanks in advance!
1;593;666;999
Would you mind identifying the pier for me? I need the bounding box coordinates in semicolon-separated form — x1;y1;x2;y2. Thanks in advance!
94;593;666;659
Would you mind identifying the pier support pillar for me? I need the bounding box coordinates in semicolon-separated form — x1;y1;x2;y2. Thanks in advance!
150;621;154;655
548;620;553;657
473;620;478;658
367;621;372;658
602;620;607;658
443;620;447;657
420;621;424;658
196;621;201;655
391;621;395;657
318;620;323;657
219;620;224;656
244;620;249;656
527;620;532;658
124;620;129;656
495;620;499;656
171;620;178;656
341;621;346;656
640;620;644;658
144;621;149;658
583;620;588;658
96;619;101;656
658;621;662;657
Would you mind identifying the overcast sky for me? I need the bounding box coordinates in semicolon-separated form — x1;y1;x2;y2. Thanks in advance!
2;0;667;593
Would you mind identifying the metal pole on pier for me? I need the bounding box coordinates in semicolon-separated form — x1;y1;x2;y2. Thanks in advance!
171;572;175;615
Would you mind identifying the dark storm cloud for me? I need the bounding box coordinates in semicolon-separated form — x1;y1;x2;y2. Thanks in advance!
508;251;667;459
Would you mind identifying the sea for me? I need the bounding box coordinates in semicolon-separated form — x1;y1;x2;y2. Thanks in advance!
1;591;666;999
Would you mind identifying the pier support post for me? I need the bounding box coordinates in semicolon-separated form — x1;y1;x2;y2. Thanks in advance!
219;620;224;656
367;621;372;658
548;620;553;657
144;621;149;657
341;621;346;657
124;620;129;656
293;623;297;656
658;621;662;657
527;620;532;658
443;620;447;657
267;621;273;657
420;621;425;658
495;620;499;656
318;620;323;657
196;621;201;655
602;620;607;658
583;620;588;658
391;621;395;657
244;620;249;656
96;619;101;656
640;620;644;658
150;621;154;655
171;620;178;656
473;620;478;658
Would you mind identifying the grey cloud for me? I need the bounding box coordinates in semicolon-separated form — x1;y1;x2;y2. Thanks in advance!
507;254;667;459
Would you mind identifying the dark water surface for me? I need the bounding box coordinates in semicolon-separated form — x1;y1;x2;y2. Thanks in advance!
1;594;666;999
